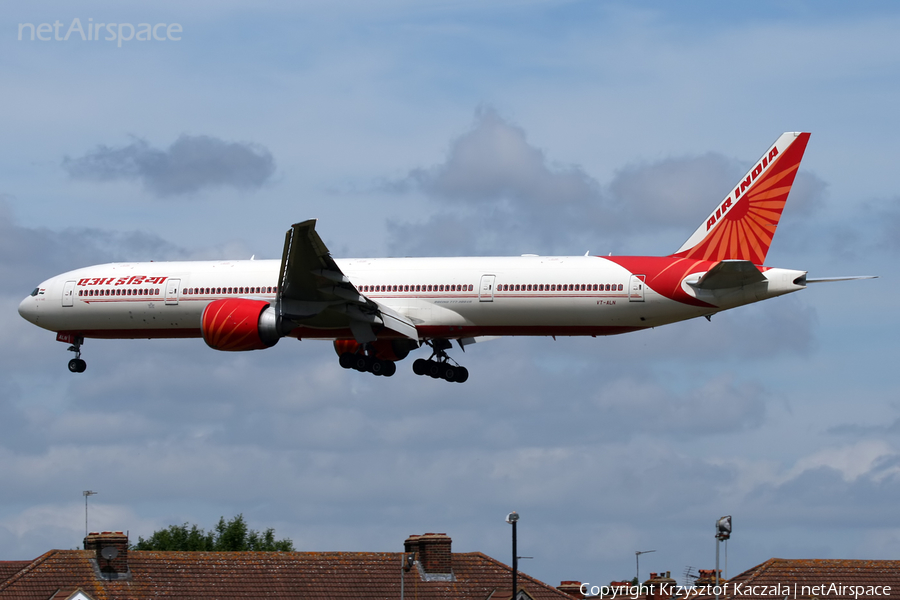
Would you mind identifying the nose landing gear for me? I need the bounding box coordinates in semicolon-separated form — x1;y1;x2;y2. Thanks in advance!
412;339;468;383
67;336;86;373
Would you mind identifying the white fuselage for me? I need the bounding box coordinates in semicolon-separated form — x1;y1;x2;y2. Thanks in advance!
17;255;806;341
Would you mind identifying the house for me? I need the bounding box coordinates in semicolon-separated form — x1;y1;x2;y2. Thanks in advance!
0;530;584;600
687;558;900;600
579;561;900;600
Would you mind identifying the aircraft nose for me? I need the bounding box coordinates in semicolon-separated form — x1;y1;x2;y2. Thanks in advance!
18;295;38;324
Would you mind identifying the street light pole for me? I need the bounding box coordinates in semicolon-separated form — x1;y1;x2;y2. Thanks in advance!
83;491;97;538
507;512;519;600
715;516;732;600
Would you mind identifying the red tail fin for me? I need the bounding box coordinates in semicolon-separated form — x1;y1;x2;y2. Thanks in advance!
671;132;810;264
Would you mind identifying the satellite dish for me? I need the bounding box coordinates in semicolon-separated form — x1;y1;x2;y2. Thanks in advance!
100;546;119;560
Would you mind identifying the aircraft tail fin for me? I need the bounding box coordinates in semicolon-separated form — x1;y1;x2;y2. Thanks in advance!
671;132;811;264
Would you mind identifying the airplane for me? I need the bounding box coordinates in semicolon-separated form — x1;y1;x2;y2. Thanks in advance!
18;132;874;382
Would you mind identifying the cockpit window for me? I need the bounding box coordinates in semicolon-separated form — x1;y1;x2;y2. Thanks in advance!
30;288;39;297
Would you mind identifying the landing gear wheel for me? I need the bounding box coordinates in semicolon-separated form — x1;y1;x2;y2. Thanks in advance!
413;339;470;383
426;360;442;379
353;354;370;372
413;358;428;376
371;359;385;376
383;361;397;377
339;352;355;369
441;365;457;382
66;336;86;373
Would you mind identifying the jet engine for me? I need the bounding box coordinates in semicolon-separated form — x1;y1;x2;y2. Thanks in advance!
201;298;280;351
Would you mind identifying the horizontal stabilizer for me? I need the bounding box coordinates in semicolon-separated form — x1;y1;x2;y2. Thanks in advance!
690;260;766;290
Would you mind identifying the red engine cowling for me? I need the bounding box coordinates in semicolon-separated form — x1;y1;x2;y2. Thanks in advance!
202;298;280;351
333;338;418;361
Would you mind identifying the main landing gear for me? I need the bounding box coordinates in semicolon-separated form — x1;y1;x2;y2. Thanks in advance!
67;336;87;373
412;339;469;383
338;346;397;377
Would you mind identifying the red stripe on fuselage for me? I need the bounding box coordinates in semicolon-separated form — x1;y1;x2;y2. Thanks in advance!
602;255;716;307
57;324;646;342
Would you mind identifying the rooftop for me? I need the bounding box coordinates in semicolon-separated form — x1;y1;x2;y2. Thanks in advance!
0;531;579;600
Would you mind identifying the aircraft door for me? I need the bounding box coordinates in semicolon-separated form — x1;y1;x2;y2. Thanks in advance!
62;280;76;307
479;275;495;302
628;274;646;302
165;278;181;306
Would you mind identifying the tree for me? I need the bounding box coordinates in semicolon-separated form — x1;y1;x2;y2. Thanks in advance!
133;514;294;551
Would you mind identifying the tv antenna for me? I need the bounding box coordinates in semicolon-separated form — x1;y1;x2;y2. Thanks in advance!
635;550;655;583
83;491;97;537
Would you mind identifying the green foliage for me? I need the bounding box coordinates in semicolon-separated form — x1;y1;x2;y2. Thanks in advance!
133;514;294;552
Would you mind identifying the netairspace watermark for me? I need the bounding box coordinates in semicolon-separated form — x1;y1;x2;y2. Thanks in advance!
18;18;182;48
579;582;893;599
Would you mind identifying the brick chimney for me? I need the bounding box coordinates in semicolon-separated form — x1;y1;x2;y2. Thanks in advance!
557;581;585;598
643;571;676;600
696;569;721;587
84;531;129;576
404;533;452;574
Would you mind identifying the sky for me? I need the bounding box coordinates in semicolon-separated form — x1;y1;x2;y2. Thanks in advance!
1;0;899;588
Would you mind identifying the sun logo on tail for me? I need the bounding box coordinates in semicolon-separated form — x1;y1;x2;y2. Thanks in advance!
672;132;811;265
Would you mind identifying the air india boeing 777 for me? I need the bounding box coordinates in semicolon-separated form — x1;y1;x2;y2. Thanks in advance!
18;132;873;382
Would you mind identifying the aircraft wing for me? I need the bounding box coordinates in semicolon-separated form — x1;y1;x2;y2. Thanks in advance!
277;220;417;342
689;260;767;290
